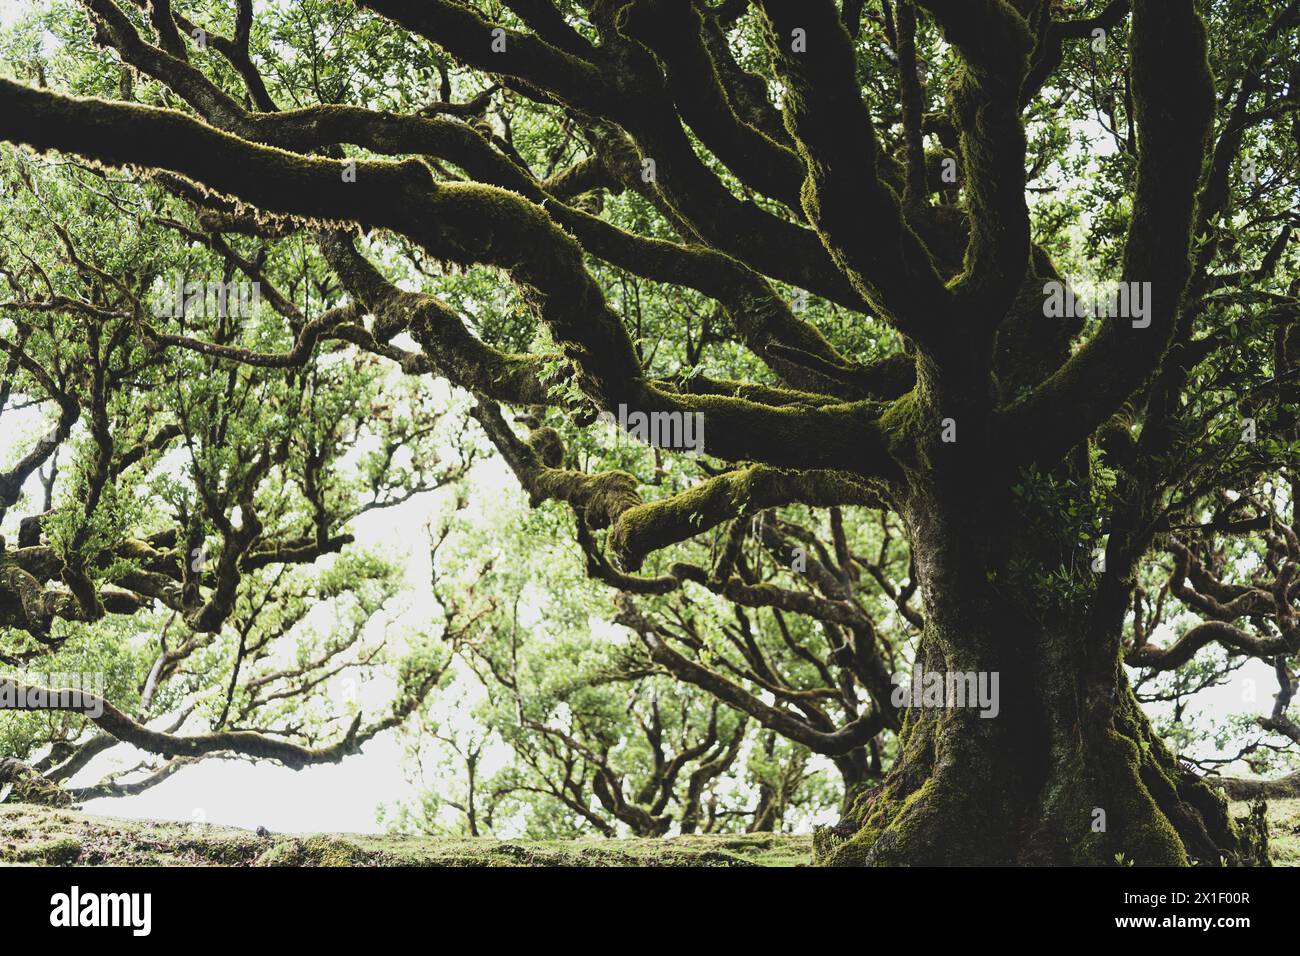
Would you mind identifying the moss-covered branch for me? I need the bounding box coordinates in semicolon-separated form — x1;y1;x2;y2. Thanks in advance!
755;0;953;351
996;0;1215;465
913;0;1033;323
608;465;878;572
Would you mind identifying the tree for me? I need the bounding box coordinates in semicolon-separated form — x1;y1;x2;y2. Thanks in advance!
0;0;1296;864
0;130;469;796
406;506;838;837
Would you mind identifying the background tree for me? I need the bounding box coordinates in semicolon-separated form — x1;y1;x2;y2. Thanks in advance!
0;139;470;797
388;506;840;837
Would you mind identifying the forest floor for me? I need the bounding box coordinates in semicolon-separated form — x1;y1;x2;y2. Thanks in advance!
0;802;812;866
1;800;1297;866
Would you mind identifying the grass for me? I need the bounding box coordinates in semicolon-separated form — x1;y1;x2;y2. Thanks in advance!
0;803;811;867
3;800;1298;866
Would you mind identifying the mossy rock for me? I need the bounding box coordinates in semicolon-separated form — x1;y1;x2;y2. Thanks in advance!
254;835;374;867
0;759;74;809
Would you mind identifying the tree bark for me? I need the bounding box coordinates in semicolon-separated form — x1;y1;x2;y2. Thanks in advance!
814;478;1267;866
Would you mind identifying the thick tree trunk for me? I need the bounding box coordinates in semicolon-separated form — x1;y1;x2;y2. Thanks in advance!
814;479;1267;866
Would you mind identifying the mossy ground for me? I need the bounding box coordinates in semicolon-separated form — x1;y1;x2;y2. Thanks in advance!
4;801;1297;866
1235;798;1300;866
0;804;811;867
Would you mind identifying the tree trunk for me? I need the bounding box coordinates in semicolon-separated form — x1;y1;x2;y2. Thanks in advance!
833;746;872;815
814;473;1267;866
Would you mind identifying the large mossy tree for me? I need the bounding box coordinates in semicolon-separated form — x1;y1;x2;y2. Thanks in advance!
0;0;1298;863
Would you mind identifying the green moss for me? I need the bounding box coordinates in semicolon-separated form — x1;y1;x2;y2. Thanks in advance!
0;797;1292;868
0;759;74;808
877;387;918;433
255;835;373;867
1236;799;1300;865
817;715;970;867
11;835;83;864
609;463;878;572
535;467;640;530
1027;680;1249;867
0;804;811;867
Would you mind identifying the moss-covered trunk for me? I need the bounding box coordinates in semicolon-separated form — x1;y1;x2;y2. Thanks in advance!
815;477;1265;866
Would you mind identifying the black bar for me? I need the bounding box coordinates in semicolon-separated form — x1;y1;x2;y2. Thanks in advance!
0;864;1273;942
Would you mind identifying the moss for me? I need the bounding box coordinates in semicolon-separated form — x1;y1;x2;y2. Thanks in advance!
823;766;1001;867
817;712;1005;867
173;835;266;866
0;759;74;808
877;389;926;471
0;804;811;867
818;654;1259;867
849;777;938;865
1096;725;1187;865
1026;679;1250;867
609;464;878;572
534;467;641;530
1236;799;1300;865
1029;711;1181;865
11;835;83;865
811;826;847;865
255;835;373;867
0;797;1292;868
